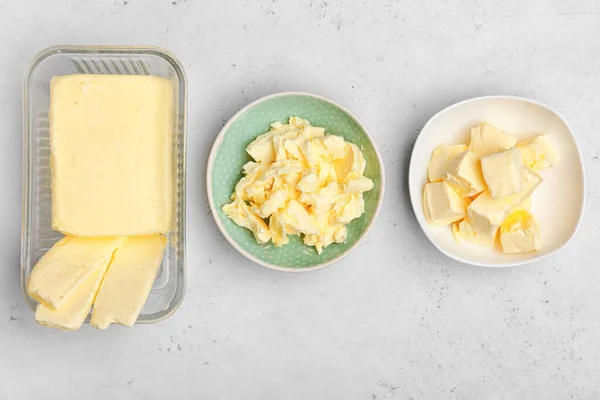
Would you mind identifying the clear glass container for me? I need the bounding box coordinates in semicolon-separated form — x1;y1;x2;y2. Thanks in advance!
21;46;187;324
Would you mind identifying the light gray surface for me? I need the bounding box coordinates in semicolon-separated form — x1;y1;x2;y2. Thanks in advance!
1;0;599;398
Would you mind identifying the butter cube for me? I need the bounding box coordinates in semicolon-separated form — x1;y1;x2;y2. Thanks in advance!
500;211;542;253
27;236;125;310
35;265;107;331
427;144;468;182
469;124;517;157
457;217;496;247
516;134;559;170
503;166;543;206
423;182;470;225
467;190;513;236
480;148;526;199
91;236;167;330
441;151;487;198
50;75;173;237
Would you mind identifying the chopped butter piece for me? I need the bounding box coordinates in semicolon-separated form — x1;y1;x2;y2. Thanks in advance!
50;75;173;237
457;217;496;247
480;148;526;199
27;236;125;310
500;211;542;253
423;181;470;225
427;144;468;182
91;235;167;330
469;124;517;157
516;134;559;170
467;190;512;236
441;151;487;198
503;166;543;206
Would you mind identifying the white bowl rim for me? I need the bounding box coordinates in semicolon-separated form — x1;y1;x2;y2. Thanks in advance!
408;95;586;268
206;91;386;272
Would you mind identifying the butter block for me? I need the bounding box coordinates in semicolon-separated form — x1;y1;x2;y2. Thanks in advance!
427;144;468;183
457;217;496;247
91;236;167;330
423;181;470;225
467;190;512;236
35;266;107;331
500;211;542;253
516;134;559;170
27;236;125;310
469;124;517;157
50;74;173;237
480;148;526;199
503;166;543;206
441;151;487;197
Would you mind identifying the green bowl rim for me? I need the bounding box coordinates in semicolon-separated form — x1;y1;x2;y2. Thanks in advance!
206;91;386;272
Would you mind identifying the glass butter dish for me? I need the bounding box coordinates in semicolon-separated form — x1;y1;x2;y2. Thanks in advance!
21;46;187;324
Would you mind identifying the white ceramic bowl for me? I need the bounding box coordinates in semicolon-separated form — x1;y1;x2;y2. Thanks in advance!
408;96;585;267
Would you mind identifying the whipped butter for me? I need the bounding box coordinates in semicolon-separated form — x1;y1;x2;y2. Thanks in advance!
223;117;374;254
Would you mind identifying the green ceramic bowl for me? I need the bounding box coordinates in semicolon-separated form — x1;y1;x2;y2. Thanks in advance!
207;92;385;271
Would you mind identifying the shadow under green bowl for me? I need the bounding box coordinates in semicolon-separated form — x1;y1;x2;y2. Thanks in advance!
207;92;385;271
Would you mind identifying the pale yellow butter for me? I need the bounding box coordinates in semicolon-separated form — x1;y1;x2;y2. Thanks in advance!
50;75;173;237
27;236;125;310
91;236;167;330
427;144;468;183
503;166;543;207
35;266;107;331
441;151;487;198
480;148;526;199
423;181;470;225
500;211;542;253
516;134;559;170
467;190;513;236
223;117;374;254
469;124;517;157
457;217;496;247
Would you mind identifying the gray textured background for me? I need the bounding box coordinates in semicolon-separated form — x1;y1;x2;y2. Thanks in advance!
1;0;599;399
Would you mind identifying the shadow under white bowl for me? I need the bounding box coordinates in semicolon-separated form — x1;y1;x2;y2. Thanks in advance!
408;96;585;267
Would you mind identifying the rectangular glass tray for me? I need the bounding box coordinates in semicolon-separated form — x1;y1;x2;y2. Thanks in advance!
21;45;187;324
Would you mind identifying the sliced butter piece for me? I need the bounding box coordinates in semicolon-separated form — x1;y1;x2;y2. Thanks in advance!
469;124;517;157
516;134;559;170
50;75;173;237
427;144;468;183
500;211;542;253
441;151;487;198
35;266;107;331
27;236;124;310
480;148;526;199
91;236;167;330
423;181;470;225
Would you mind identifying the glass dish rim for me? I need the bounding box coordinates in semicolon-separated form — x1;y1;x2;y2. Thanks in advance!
21;44;188;325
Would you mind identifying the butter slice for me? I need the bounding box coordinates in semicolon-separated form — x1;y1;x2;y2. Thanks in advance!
457;217;496;247
427;144;468;183
469;125;517;157
27;236;124;310
442;151;487;198
50;75;173;236
423;181;470;225
91;236;167;330
35;266;107;331
500;211;542;253
503;166;543;206
516;134;559;170
480;148;526;199
467;190;512;236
